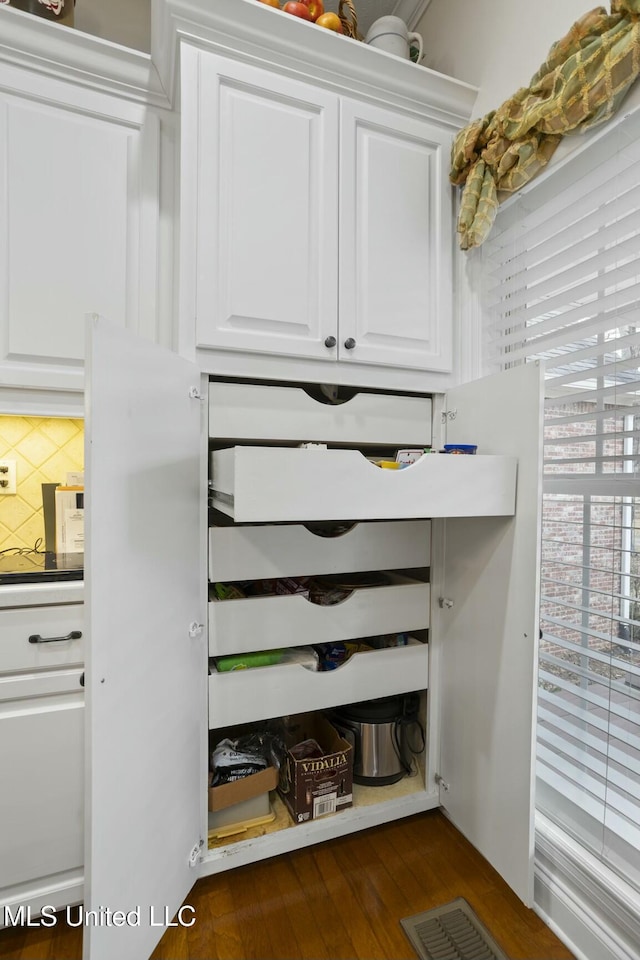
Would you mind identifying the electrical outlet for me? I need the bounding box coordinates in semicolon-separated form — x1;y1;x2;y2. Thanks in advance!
0;460;17;495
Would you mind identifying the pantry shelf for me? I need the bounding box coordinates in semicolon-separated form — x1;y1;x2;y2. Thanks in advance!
202;778;438;874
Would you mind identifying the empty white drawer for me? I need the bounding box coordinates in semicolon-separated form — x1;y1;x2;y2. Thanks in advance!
210;447;517;522
209;520;430;582
209;381;431;445
209;577;429;656
208;639;428;727
0;604;84;674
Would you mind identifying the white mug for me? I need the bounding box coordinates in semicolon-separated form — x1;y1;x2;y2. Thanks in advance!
364;16;424;63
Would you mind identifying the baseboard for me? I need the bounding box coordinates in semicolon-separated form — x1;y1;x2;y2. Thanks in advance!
0;872;83;930
534;814;640;960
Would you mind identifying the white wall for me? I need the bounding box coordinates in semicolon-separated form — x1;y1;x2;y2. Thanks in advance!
75;0;150;52
416;0;587;117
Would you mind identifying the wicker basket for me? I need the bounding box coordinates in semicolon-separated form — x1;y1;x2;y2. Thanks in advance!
338;0;362;41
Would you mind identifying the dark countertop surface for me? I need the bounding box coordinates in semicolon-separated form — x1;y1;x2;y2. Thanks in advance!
0;550;83;586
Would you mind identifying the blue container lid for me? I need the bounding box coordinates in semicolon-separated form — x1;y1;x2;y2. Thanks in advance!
443;444;477;454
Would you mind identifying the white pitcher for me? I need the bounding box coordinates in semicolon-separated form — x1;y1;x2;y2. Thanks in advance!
364;16;424;63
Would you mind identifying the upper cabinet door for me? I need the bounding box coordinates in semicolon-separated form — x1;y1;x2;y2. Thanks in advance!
191;50;339;360
437;363;544;906
0;86;160;392
84;318;204;960
339;100;453;371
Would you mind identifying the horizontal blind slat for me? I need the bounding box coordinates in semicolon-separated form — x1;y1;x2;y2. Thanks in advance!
537;706;640;775
537;740;640;804
488;136;640;249
487;233;640;316
488;183;640;285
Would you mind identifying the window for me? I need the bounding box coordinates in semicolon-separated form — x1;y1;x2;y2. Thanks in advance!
481;115;640;891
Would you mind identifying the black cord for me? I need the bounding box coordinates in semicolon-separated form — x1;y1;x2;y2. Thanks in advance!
0;538;46;557
392;709;426;777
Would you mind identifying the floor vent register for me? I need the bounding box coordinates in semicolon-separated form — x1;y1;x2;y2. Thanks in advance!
400;897;510;960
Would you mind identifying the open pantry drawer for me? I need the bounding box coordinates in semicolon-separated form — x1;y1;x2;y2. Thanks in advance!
210;447;518;522
208;639;429;727
208;574;429;656
209;381;431;446
208;520;430;582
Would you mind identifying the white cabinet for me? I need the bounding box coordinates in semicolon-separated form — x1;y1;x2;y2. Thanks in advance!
80;319;542;960
193;54;339;361
340;99;452;371
0;601;84;923
0;10;168;394
183;46;454;375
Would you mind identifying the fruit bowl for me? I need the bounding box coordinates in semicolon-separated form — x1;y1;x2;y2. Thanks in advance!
256;0;362;40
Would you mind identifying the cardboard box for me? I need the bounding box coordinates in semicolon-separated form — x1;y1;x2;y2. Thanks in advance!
278;714;353;824
208;765;278;813
208;766;278;838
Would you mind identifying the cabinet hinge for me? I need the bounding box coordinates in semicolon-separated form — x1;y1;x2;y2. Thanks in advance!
435;773;450;792
440;409;457;423
188;621;204;638
188;839;204;868
189;386;203;400
438;597;454;610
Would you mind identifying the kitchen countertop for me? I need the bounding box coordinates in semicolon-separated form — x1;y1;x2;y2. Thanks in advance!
0;580;84;609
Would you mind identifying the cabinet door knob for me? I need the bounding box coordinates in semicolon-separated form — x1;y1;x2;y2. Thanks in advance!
28;630;82;644
324;336;337;348
344;337;356;350
79;672;85;688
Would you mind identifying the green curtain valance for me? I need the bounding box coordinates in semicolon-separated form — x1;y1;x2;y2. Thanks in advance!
450;1;640;250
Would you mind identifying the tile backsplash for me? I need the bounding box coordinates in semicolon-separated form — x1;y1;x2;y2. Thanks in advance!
0;416;84;551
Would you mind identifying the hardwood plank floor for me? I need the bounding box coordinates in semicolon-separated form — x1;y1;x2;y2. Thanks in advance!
0;811;574;960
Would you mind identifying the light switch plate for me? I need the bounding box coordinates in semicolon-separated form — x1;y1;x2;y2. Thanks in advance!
0;459;17;495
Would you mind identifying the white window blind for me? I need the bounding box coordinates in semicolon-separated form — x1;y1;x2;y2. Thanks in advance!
481;115;640;889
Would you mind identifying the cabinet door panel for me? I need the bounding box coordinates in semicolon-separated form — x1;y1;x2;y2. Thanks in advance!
85;318;203;960
340;101;452;371
0;691;83;889
0;96;132;369
193;52;338;359
437;363;544;906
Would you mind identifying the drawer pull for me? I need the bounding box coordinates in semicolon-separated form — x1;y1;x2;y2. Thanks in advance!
28;630;82;644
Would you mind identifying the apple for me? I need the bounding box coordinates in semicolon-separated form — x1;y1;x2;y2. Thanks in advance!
315;11;343;31
283;1;312;19
257;0;281;6
306;0;324;21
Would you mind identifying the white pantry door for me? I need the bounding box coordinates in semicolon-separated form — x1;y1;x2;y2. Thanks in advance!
83;318;204;960
437;362;544;906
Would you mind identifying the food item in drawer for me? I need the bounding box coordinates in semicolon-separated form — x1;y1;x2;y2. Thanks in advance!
211;577;311;601
212;647;319;672
442;444;478;454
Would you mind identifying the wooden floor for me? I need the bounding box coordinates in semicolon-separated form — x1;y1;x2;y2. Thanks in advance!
0;810;574;960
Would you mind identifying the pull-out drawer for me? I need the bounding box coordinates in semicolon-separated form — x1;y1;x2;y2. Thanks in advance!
209;520;430;582
211;447;517;522
0;604;84;674
208;639;428;727
209;381;431;446
209;576;429;656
